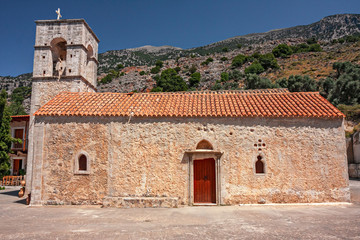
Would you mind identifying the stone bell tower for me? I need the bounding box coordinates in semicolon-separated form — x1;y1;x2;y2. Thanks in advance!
31;19;99;113
26;19;99;203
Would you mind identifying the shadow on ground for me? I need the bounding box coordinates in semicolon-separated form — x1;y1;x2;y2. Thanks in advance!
0;189;27;205
0;190;19;197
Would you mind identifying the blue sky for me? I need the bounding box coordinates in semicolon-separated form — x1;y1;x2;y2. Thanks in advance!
0;0;360;76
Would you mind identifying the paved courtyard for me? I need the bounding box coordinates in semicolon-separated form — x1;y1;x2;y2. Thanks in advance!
1;181;360;239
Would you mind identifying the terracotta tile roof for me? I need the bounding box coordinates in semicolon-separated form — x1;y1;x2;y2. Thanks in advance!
11;115;30;118
11;115;30;122
34;89;345;118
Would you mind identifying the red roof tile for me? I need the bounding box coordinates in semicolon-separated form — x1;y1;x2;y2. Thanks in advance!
34;89;345;118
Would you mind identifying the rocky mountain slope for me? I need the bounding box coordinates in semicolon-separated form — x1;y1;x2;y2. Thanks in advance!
1;14;360;113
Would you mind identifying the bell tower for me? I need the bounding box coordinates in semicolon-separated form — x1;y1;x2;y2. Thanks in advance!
26;19;99;204
31;19;99;114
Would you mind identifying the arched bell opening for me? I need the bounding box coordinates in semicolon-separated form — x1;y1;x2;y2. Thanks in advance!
86;44;95;82
50;38;67;78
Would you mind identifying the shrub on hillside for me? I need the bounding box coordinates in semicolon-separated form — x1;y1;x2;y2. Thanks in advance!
151;66;161;74
274;75;317;92
201;57;214;66
328;62;360;105
308;44;322;52
231;54;247;68
244;61;265;74
152;68;188;92
100;74;113;84
220;72;229;82
189;72;201;87
155;60;163;68
272;44;293;58
258;53;279;70
244;74;274;89
229;70;244;82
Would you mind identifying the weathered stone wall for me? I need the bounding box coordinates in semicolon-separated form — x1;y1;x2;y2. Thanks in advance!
35;116;349;206
41;120;108;204
31;79;95;114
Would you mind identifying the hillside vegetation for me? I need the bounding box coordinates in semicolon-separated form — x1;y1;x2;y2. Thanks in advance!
1;14;360;125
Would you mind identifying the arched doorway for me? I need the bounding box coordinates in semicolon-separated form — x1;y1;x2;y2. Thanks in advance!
193;140;216;204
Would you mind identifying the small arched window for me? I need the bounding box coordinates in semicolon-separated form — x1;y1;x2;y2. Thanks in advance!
75;152;90;174
255;155;264;174
78;154;87;171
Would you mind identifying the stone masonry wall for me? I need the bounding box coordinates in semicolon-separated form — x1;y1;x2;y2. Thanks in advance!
36;116;349;206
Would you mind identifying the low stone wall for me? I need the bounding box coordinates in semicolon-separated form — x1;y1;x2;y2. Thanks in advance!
103;197;179;208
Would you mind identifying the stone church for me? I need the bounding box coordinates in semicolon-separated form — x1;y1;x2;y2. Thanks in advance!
26;18;350;207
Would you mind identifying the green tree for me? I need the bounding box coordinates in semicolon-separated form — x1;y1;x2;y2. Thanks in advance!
258;53;279;70
150;66;161;74
274;77;288;88
328;62;360;105
291;43;310;53
222;47;229;52
201;57;214;66
231;54;247;68
0;90;18;178
152;68;188;92
220;57;228;61
155;60;163;68
318;77;335;99
211;82;222;91
308;44;322;52
100;74;113;84
229;70;244;82
244;74;274;89
244;61;265;74
250;52;261;60
272;44;293;58
286;75;317;92
220;72;229;82
139;71;146;76
189;72;201;87
8;86;31;116
174;66;181;73
116;64;124;70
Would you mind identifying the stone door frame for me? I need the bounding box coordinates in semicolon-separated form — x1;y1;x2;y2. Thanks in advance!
185;150;223;206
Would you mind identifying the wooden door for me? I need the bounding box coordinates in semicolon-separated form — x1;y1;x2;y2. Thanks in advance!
14;129;23;149
194;158;216;203
13;159;21;176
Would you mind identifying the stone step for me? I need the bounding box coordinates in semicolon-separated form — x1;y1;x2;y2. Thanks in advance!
102;196;178;208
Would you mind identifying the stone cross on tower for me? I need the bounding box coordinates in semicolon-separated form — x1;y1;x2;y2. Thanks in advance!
55;8;62;20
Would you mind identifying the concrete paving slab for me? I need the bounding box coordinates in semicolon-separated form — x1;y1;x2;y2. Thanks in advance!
0;182;359;239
